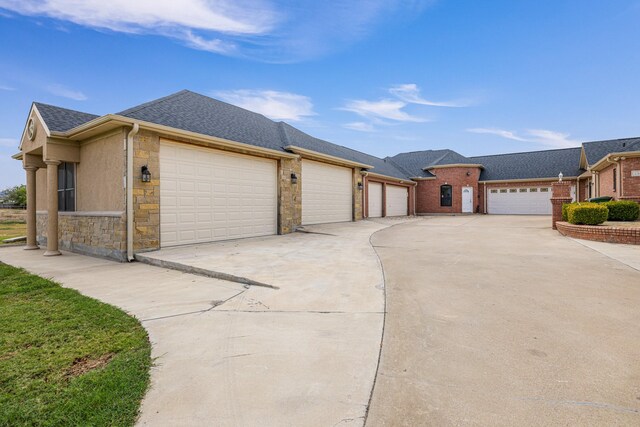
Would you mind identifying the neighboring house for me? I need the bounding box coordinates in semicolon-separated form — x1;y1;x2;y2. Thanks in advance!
13;90;640;261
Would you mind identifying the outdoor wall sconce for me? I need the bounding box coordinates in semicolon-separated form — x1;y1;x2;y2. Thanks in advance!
291;172;298;184
141;165;151;183
558;172;563;182
466;171;471;176
357;182;363;190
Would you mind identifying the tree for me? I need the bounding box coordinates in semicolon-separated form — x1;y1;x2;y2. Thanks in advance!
2;185;27;206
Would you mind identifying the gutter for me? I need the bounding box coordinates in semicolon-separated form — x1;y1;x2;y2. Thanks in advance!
126;123;139;262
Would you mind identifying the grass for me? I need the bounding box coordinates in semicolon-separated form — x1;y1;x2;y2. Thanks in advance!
0;263;151;426
0;221;27;244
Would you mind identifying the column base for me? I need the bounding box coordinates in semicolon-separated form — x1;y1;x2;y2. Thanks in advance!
24;245;40;250
43;250;61;257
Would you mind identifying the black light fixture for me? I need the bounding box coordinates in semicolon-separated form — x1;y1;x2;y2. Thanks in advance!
290;172;298;185
466;171;471;176
141;165;151;183
357;181;363;190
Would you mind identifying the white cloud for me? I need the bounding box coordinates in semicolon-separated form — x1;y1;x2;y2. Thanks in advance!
467;127;580;148
0;138;18;148
342;99;426;123
46;83;87;101
467;127;529;142
343;122;376;132
389;83;469;107
214;89;315;121
0;1;433;62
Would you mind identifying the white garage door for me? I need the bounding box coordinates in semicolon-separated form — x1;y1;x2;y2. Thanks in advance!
368;182;383;218
302;160;352;225
487;186;552;215
386;185;408;216
160;141;277;247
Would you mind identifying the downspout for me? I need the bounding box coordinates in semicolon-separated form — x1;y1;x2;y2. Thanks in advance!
126;123;140;262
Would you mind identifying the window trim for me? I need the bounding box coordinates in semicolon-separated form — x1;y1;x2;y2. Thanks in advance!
57;162;76;212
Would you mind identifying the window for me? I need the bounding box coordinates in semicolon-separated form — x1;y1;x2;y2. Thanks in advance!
519;188;527;192
613;168;617;191
440;185;452;207
499;189;507;193
509;189;517;193
57;162;75;212
529;188;538;192
490;189;498;194
540;188;549;193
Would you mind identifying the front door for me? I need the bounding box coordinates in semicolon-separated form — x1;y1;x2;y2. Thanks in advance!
462;187;473;213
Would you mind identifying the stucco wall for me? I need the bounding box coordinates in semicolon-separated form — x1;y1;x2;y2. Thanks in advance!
35;168;47;210
76;129;126;211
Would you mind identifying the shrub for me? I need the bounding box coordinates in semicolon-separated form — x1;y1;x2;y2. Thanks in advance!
562;202;577;221
603;201;640;221
566;202;608;225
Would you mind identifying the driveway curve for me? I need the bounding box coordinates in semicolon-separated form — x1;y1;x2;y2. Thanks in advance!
366;215;640;426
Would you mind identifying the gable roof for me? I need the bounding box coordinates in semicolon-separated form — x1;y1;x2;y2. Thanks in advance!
582;137;640;166
469;147;584;181
34;102;99;133
385;149;474;178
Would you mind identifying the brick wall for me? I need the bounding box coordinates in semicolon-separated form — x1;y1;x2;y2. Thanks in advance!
598;163;618;198
364;176;415;217
416;167;481;214
37;212;126;260
556;221;639;245
621;157;640;202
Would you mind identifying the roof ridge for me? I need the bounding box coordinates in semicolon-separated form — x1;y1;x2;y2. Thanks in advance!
582;136;640;145
277;122;291;147
33;101;98;117
468;146;581;159
117;89;191;116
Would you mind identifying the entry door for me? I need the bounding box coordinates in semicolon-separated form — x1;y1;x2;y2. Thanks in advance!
368;182;383;218
462;187;473;213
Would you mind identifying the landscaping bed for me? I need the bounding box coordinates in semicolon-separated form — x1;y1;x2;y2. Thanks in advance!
0;263;151;426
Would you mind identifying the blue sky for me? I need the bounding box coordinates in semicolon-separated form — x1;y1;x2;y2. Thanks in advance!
1;0;640;187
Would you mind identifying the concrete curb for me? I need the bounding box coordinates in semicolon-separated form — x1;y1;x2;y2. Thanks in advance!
134;253;280;290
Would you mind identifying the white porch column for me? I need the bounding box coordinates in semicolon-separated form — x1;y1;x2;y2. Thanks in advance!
44;160;61;256
24;166;39;250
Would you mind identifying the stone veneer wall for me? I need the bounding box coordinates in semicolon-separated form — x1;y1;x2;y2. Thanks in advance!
278;158;302;234
133;131;161;252
353;168;363;221
36;212;126;260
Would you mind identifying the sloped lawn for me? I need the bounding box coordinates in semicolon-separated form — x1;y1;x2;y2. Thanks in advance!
0;263;151;426
0;221;26;244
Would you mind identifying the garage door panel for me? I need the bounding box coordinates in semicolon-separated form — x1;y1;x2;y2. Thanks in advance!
368;182;383;218
487;187;552;215
386;185;408;217
302;160;352;225
160;141;277;247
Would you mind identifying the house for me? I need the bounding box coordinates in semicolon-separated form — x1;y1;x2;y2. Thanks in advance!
13;90;640;261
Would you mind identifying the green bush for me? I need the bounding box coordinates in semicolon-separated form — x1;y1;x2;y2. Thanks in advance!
566;202;608;225
603;201;640;221
562;202;577;221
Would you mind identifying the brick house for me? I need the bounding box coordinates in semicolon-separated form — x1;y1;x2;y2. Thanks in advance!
13;90;640;261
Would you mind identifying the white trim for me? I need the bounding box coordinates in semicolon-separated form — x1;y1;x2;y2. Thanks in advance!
285;145;373;169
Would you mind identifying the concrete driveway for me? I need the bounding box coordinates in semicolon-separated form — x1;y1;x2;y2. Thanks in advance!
0;219;404;426
366;215;640;426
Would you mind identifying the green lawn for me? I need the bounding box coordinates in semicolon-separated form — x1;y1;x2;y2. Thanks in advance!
0;221;27;244
0;263;151;426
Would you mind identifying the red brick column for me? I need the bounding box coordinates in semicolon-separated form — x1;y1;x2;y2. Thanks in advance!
551;181;573;230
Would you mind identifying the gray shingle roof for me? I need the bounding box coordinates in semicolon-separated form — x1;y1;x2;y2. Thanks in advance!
386;149;473;178
34;102;99;132
582;137;640;166
118;90;411;179
469;147;584;181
